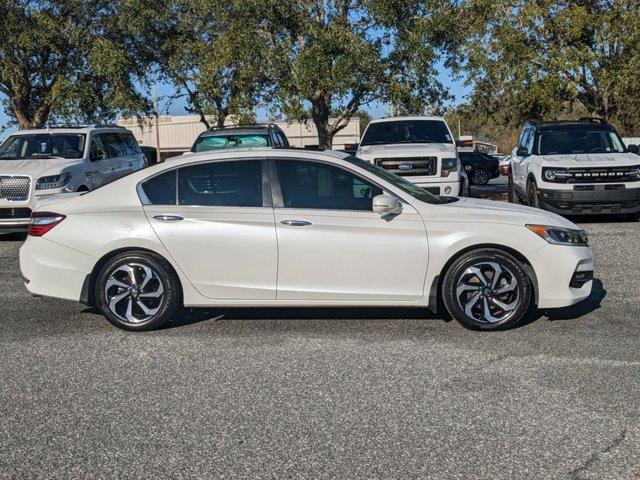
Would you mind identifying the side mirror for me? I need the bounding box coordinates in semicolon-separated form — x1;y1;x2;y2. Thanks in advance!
516;147;529;157
627;144;639;154
372;194;402;215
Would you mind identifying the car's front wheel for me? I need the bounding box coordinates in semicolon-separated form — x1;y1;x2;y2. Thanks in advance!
442;249;532;330
95;251;181;331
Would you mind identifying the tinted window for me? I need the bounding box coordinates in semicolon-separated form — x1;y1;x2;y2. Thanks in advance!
361;120;453;146
193;134;270;152
537;129;625;155
277;160;382;210
140;170;177;205
119;133;142;155
90;134;111;160
276;132;288;147
178;160;262;207
0;134;85;160
102;132;128;157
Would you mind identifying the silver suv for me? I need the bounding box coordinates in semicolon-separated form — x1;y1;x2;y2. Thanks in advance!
0;125;146;233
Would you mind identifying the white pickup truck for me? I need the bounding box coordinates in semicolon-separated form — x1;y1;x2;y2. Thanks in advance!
356;116;464;196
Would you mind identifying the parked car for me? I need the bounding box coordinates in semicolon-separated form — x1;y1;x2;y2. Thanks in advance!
509;118;640;215
356;116;463;196
0;125;146;234
458;151;500;185
190;124;290;153
20;148;594;332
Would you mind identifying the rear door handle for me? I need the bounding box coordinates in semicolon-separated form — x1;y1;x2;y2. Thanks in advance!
154;215;184;222
281;219;312;227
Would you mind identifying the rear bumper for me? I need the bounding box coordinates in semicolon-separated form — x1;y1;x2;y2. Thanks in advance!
19;236;95;302
538;185;640;215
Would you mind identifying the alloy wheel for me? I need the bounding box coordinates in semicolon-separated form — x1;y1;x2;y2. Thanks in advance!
472;169;490;185
455;261;520;324
104;263;165;324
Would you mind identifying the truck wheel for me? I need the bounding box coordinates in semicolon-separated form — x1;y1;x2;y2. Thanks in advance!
471;168;491;185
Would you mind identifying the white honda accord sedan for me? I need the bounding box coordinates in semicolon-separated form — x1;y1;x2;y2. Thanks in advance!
20;148;595;331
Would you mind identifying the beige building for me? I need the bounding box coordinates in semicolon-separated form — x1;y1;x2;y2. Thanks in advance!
118;115;361;156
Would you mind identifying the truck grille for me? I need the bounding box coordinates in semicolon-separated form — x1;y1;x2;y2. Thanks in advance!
565;166;640;183
374;157;437;176
0;176;31;201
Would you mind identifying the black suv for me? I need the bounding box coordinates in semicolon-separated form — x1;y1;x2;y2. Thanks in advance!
191;124;290;153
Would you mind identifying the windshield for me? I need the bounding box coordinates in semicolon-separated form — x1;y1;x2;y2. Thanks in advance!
346;156;446;204
537;129;626;155
0;134;86;159
361;120;453;146
193;134;270;152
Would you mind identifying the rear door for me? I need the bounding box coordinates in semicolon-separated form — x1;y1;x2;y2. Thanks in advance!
88;133;117;187
141;158;277;300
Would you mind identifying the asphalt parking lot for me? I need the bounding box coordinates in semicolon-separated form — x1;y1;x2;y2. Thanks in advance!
1;180;639;479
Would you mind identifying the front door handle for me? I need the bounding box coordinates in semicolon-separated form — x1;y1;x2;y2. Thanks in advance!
281;219;312;227
154;215;184;222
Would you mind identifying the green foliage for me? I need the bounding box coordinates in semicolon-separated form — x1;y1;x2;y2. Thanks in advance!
463;0;640;137
0;0;152;129
158;0;270;128
259;0;463;148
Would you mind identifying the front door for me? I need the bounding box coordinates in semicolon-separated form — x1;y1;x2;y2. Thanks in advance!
141;159;277;300
271;158;428;301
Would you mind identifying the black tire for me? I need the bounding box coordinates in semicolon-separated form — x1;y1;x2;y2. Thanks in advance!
442;248;532;331
508;174;521;204
527;178;540;208
471;168;491;185
95;251;181;331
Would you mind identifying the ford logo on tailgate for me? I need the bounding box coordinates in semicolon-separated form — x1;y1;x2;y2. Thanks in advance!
398;163;413;171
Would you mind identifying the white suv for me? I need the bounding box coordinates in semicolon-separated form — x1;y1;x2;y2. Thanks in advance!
0;125;146;233
509;118;640;215
356;116;464;196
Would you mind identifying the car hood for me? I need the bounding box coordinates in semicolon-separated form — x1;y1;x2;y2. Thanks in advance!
539;152;639;168
428;197;579;229
357;143;456;158
0;158;80;178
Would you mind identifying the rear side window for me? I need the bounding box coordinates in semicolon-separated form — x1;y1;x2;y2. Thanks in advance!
178;160;262;207
140;170;177;205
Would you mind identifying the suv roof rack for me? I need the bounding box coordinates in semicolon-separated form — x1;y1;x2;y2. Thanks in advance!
207;123;280;131
33;123;126;130
535;117;609;126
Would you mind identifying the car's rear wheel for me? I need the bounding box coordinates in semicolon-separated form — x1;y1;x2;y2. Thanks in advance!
471;168;491;185
442;249;532;330
95;251;180;331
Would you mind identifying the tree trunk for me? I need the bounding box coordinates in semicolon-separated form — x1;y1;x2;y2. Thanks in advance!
11;94;51;129
310;91;334;150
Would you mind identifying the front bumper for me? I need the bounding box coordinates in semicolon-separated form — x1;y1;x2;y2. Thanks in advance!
538;185;640;215
415;180;462;196
531;244;595;308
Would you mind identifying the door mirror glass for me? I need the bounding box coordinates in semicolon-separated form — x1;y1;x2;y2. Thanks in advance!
627;144;639;154
372;194;402;215
516;147;529;157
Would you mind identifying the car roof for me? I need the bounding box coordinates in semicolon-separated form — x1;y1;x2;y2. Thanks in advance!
368;116;445;124
199;127;272;137
10;126;130;135
169;147;350;164
532;118;615;132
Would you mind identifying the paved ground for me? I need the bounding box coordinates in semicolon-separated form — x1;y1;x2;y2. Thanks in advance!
1;179;639;479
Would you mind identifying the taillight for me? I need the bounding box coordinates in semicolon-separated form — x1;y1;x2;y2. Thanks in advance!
28;211;66;237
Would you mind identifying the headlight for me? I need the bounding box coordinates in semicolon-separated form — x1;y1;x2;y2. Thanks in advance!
441;158;459;177
542;167;571;183
36;173;71;190
526;224;589;246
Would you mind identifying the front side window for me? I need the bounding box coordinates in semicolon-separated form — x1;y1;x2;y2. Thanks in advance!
361;120;453;146
277;160;382;210
178;160;263;206
0;134;85;160
537;129;626;155
192;134;270;152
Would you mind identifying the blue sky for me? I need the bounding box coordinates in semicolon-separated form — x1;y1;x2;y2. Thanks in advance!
0;64;470;135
